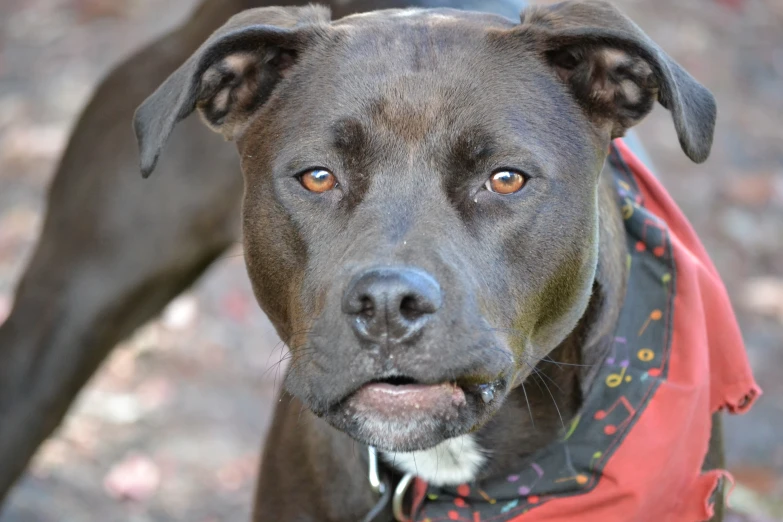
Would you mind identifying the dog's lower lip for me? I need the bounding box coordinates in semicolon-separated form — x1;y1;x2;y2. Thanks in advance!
349;381;467;417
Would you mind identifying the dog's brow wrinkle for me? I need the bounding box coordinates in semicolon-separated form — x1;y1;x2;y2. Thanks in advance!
451;127;497;171
369;95;437;144
330;117;367;153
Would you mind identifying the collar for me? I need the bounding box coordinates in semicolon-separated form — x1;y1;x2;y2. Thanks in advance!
363;446;415;522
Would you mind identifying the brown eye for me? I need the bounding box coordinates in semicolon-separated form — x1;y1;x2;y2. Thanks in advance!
485;170;526;195
300;169;337;193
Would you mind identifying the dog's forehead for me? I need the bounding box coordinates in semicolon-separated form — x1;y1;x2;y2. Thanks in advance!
326;6;517;60
249;8;590;170
248;8;594;171
332;7;517;30
310;7;526;106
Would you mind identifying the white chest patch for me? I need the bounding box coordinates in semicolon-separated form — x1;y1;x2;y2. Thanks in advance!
380;435;487;486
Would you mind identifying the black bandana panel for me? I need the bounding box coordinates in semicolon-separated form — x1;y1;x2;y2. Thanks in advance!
413;145;677;522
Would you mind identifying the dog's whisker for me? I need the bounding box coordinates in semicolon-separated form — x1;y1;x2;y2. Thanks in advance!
523;358;565;395
219;253;245;259
521;382;535;429
265;340;287;368
435;441;440;477
531;368;566;432
536;355;595;369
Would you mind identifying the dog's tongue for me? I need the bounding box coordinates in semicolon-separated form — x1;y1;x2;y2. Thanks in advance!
351;382;466;418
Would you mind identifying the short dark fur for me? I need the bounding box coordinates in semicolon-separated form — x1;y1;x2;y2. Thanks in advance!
0;1;722;520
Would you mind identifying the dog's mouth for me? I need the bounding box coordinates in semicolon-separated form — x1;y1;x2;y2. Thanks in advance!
325;373;507;452
350;376;468;418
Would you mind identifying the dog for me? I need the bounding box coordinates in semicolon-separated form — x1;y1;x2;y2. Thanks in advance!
0;0;760;520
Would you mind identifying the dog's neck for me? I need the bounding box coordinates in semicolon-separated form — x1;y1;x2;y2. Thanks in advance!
383;163;628;486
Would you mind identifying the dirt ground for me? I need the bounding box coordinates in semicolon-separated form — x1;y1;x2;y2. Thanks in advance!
0;0;781;520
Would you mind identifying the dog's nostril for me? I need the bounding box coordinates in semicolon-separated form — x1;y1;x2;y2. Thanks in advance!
360;297;375;317
399;295;425;320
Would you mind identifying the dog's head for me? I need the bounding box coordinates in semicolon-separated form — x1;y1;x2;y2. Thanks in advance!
134;1;715;452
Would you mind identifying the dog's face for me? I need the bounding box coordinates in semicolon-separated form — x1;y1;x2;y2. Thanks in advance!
239;10;607;452
134;2;715;452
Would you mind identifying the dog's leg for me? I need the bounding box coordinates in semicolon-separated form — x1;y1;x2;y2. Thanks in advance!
0;1;245;503
704;413;726;522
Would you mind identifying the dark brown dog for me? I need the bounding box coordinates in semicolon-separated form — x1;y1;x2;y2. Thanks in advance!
132;0;721;520
0;0;723;520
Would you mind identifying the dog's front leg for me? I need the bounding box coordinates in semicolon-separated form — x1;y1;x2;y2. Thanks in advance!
254;392;389;522
0;17;244;503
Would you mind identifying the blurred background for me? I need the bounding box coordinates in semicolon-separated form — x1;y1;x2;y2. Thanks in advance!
0;0;781;520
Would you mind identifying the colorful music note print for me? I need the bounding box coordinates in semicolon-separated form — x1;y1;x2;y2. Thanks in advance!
646;361;664;378
622;198;635;220
447;492;479;522
500;500;519;513
589;451;602;470
594;396;636;435
444;510;473;522
606;336;630;367
554;473;588;485
638;348;660;378
477;489;496;504
516;463;544;496
555;445;589;486
605;366;632;388
616;181;641;204
564;414;580;440
635;218;667;257
638;309;663;337
637;348;654;362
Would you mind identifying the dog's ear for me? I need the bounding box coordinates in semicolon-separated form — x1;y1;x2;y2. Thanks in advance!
133;5;331;177
519;0;716;163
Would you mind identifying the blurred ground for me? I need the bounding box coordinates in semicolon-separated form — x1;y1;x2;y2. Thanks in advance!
0;0;781;520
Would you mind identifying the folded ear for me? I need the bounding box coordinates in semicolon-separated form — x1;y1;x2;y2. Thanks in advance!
519;0;716;163
133;5;331;177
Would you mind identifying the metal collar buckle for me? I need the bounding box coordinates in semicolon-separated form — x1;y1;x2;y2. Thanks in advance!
392;472;415;522
365;446;416;522
367;446;386;495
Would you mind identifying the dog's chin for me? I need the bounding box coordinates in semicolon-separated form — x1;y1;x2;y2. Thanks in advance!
318;378;508;452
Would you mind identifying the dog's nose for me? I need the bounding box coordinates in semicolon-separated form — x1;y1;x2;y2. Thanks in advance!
342;267;442;344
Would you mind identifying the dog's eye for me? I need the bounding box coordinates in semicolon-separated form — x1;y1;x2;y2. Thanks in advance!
485;170;526;195
299;169;338;193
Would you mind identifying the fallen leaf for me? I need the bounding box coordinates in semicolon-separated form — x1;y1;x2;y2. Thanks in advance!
161;294;198;331
741;277;783;322
0;124;68;162
722;173;783;208
732;465;781;495
104;454;161;502
136;376;175;410
221;289;251;323
75;389;143;424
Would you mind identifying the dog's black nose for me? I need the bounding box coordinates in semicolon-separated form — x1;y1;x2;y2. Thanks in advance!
342;267;442;344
